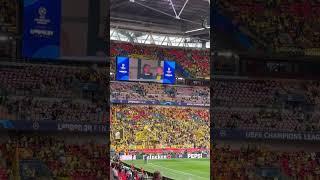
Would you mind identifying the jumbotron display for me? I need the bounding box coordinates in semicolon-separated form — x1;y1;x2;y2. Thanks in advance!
116;56;176;84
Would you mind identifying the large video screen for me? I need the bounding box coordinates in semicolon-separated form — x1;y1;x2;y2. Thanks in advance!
116;57;176;84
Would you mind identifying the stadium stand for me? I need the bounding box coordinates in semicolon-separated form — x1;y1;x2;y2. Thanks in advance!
211;143;320;179
110;41;210;78
219;0;320;51
213;78;320;132
0;60;108;179
111;81;209;106
214;0;320;179
110;159;155;180
0;61;107;123
0;133;109;179
111;105;209;153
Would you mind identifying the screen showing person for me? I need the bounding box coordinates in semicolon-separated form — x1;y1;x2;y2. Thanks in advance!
155;66;164;81
140;64;154;79
116;57;175;84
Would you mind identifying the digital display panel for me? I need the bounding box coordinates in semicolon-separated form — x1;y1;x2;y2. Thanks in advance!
116;57;176;84
22;0;61;59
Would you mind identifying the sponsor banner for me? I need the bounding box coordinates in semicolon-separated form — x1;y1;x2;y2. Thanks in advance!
0;120;107;133
187;154;203;159
22;0;61;59
147;155;168;160
120;155;136;161
215;129;320;141
136;148;208;154
111;99;208;107
134;152;209;160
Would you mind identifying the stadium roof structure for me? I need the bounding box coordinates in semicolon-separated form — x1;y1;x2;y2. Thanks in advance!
110;0;210;48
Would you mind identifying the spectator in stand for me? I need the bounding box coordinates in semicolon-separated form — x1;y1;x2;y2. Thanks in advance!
152;171;162;180
111;163;118;180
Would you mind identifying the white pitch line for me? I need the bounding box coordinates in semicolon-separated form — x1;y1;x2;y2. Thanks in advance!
149;163;207;180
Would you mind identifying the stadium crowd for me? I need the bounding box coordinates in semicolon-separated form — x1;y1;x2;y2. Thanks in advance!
0;62;107;122
111;81;209;106
212;144;320;179
110;78;320;132
1;133;320;180
110;159;161;180
0;0;16;34
213;78;320;132
0;133;109;179
220;0;320;51
110;41;209;78
110;105;209;153
0;62;106;97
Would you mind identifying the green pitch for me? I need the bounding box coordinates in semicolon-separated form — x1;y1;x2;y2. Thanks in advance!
124;158;209;180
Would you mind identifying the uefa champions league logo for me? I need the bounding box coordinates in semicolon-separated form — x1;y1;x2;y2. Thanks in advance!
219;130;226;137
38;7;47;19
33;121;39;130
166;68;172;74
165;67;173;77
119;64;127;73
34;6;50;25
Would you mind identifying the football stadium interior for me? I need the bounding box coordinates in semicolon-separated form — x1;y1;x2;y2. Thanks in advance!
213;0;320;179
3;0;320;179
110;0;210;179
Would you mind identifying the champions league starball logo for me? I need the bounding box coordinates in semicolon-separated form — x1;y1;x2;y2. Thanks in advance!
38;7;47;19
119;63;128;73
165;67;173;77
219;130;226;137
33;6;50;26
166;68;172;74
